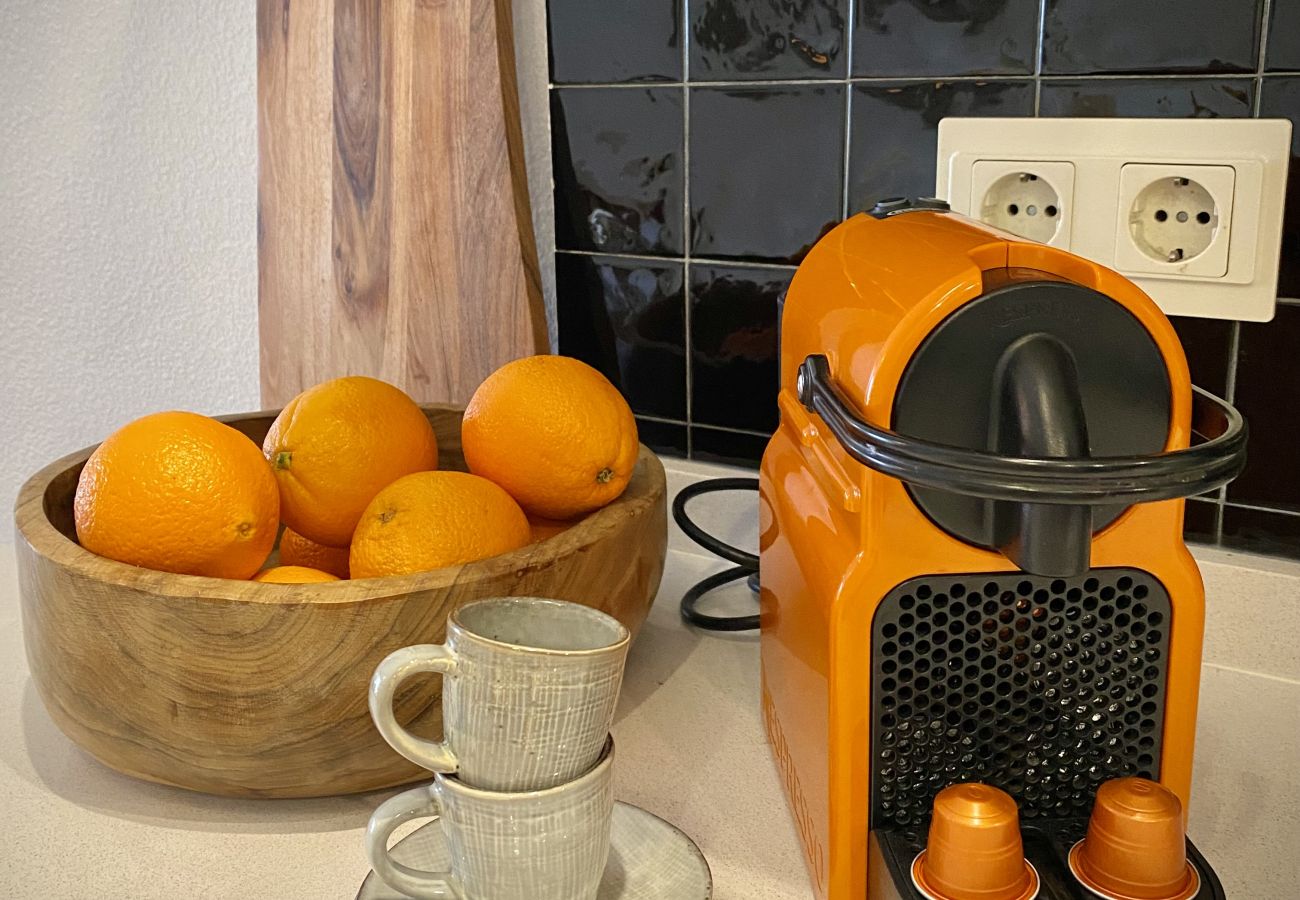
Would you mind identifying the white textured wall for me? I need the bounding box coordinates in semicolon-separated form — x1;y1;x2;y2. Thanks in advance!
0;1;261;541
0;0;555;542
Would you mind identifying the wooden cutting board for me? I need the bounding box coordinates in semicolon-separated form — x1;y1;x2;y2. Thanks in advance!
257;0;547;407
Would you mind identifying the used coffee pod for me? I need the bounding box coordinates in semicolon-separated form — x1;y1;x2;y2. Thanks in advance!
911;782;1039;900
1069;777;1200;900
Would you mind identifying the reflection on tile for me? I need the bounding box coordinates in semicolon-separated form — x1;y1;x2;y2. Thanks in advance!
690;85;845;262
1042;0;1261;74
635;418;689;458
1227;304;1300;511
691;426;770;468
547;0;683;84
691;265;789;432
848;81;1033;214
551;89;684;256
1038;78;1254;118
1184;498;1222;546
1259;78;1300;298
853;0;1038;76
1170;316;1235;397
1267;0;1300;71
691;0;846;80
555;253;687;420
1221;505;1300;561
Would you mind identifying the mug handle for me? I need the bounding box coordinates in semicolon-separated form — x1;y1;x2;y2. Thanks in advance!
369;645;459;772
366;785;461;899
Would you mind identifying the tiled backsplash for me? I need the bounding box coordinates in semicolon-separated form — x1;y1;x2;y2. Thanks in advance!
547;0;1300;559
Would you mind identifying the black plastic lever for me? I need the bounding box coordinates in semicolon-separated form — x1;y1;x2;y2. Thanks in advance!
990;334;1093;577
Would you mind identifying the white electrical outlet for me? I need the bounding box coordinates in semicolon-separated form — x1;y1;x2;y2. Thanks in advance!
971;160;1075;247
936;118;1292;322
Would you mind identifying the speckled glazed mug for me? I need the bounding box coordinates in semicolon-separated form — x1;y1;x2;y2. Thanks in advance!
369;597;629;792
366;738;615;900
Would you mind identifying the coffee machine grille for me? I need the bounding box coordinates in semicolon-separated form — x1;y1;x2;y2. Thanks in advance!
870;568;1171;832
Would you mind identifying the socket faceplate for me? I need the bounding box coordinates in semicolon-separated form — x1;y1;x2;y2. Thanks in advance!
936;118;1292;322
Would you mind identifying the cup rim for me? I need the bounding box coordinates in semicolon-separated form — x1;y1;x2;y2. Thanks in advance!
450;597;631;656
433;735;615;800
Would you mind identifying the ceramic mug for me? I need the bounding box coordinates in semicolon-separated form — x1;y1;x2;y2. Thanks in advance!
369;596;630;792
366;737;615;900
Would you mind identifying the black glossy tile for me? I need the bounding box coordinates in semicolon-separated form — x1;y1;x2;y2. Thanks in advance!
547;0;683;84
1183;498;1222;545
1227;304;1300;511
1259;78;1300;297
1169;316;1234;397
853;0;1038;77
1221;505;1300;560
551;89;684;256
848;81;1033;214
635;418;689;457
691;0;846;80
691;426;770;467
555;253;687;420
1267;0;1300;71
690;265;789;432
690;85;845;263
1042;0;1262;75
1038;78;1255;118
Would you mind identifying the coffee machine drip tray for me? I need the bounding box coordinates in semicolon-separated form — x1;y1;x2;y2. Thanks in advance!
868;823;1226;900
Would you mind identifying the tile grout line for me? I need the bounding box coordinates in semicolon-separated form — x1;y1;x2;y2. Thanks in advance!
639;413;769;442
554;247;798;271
1213;320;1244;542
550;72;1300;91
1256;0;1274;117
841;0;856;220
1033;0;1047;115
1224;499;1300;517
681;0;694;459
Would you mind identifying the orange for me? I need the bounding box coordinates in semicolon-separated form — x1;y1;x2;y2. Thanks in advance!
74;411;279;579
253;565;340;584
278;526;350;579
263;376;438;548
462;355;638;520
350;471;531;579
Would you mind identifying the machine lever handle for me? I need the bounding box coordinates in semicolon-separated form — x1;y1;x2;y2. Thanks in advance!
796;354;1246;505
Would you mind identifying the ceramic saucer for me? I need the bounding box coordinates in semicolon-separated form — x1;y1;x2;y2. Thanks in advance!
357;800;713;900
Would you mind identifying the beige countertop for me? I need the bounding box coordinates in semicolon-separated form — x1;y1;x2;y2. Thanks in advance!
2;458;1298;898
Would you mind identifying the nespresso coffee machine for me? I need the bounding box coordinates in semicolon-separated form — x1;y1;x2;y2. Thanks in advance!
759;201;1246;899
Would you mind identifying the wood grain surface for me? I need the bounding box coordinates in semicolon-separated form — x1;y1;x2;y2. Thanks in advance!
257;0;547;407
14;407;665;798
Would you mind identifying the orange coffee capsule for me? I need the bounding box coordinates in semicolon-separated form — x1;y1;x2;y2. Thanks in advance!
1069;777;1199;900
912;783;1039;900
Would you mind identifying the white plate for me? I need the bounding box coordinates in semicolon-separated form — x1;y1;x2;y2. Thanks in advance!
357;800;713;900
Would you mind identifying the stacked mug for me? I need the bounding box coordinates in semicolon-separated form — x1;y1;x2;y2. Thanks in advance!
366;597;631;900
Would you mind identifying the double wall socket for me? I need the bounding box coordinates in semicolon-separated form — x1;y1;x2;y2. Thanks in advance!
936;118;1292;322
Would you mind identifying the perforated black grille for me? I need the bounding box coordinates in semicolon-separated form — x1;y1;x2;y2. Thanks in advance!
870;569;1171;829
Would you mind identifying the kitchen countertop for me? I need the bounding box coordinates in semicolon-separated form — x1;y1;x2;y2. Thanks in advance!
2;457;1298;898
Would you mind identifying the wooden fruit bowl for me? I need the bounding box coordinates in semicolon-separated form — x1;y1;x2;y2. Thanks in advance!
14;405;666;798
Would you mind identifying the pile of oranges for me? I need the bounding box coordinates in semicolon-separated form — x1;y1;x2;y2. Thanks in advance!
72;356;638;583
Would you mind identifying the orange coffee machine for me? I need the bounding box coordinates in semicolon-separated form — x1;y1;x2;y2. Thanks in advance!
758;200;1245;900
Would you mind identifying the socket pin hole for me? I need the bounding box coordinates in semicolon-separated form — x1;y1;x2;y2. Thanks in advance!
1046;205;1058;217
1176;211;1189;223
1197;211;1211;225
1008;204;1019;215
1154;210;1168;222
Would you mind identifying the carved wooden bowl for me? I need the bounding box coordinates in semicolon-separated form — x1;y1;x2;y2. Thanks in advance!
14;405;666;798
